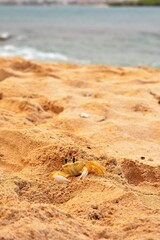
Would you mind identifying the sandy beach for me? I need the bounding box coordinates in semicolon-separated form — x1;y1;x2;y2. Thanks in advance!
0;57;160;239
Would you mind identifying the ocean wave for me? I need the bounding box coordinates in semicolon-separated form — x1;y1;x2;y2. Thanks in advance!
0;45;69;62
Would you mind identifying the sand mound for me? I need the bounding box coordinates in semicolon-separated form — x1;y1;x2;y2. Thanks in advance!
0;57;160;240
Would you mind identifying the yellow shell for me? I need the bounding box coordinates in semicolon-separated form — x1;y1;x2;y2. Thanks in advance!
85;160;106;176
62;161;85;176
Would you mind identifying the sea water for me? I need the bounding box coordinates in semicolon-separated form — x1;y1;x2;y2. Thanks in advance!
0;6;160;67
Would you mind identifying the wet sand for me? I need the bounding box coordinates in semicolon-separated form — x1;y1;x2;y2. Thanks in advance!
0;57;160;240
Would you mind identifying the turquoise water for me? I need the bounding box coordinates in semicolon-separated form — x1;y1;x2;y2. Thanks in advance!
0;6;160;67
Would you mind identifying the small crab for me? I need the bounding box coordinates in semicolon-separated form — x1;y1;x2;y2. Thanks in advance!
50;157;106;184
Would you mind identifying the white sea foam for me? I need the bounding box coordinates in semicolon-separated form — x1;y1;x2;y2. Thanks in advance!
0;45;69;62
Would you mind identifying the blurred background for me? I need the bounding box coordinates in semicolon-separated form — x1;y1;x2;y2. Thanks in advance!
0;0;160;67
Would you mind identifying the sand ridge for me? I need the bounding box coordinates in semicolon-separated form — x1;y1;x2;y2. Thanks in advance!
0;57;160;240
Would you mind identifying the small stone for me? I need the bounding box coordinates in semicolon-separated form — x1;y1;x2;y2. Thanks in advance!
140;156;145;160
91;204;98;210
80;112;89;118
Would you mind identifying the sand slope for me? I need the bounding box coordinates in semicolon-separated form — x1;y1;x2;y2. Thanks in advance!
0;58;160;240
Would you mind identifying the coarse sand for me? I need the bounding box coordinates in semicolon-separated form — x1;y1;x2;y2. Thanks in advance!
0;58;160;240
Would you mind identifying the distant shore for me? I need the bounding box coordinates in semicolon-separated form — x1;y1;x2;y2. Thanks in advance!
110;0;160;6
0;0;160;6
